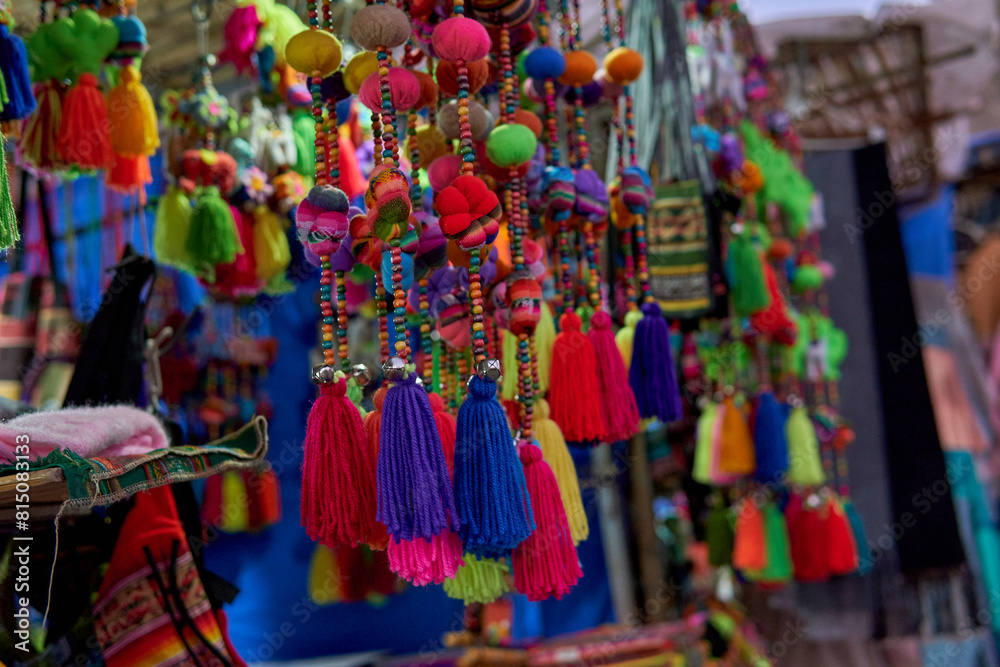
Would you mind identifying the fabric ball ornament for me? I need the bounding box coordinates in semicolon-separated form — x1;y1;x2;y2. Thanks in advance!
471;0;538;28
564;82;602;108
523;78;543;104
603;47;643;84
359;68;420;113
486;124;537;168
381;250;415;292
284;29;343;77
574;169;610;221
411;70;439;109
511;109;542;138
524;46;566;80
414;219;448;278
296;185;350;256
439;100;491;141
446;241;491;269
437;58;490;96
621;166;654;213
505;270;542;335
596;69;625;99
558;51;598;87
428;154;464;191
365;165;412;242
432;16;491;63
408;125;450;167
344;52;380;94
436;174;502;251
350;4;412;51
321;70;351;103
542;166;576;213
111;14;147;60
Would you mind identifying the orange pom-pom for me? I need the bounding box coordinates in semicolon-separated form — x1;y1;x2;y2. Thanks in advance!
767;238;794;262
559;51;598;87
511;108;542;138
603;47;643;84
437;58;490;96
411;70;439;110
446;240;491;268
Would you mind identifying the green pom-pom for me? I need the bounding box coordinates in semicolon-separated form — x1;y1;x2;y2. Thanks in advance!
443;555;510;604
724;231;770;316
486;123;537;168
185;186;243;282
791;264;824;293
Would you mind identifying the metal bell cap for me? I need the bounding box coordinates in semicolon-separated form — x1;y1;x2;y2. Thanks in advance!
311;364;338;385
382;356;407;381
476;358;502;382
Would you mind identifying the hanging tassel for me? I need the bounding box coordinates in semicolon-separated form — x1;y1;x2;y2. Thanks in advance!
501;329;520;401
0;24;36;121
429;392;457;478
364;389;390;550
219;471;250;533
786;494;829;583
106;153;152;194
752;391;789;484
185;186;243;282
301;372;379;548
616;309;642;369
825;498;859;576
717;396;755;476
749;501;793;585
454;375;534;557
512;442;582;601
535;398;588;544
588;311;640;442
107;65;159;157
335;546;369;602
19;81;63;170
369;547;396;597
549;310;606;443
443;555;510;604
246;468;281;530
724;230;771;316
0;130;18;250
750;262;796;345
732;499;766;571
843;499;871;573
387;531;463;585
692;400;718;485
786;406;825;486
253;206;292;290
707;501;734;567
535;301;556;394
58;73;114;170
378;374;458;542
629;302;683;423
154;186;193;269
308;545;341;605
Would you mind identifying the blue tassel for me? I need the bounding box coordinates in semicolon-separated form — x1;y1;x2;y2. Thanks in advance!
454;376;534;558
378;375;458;541
0;25;35;121
752;391;789;483
629;302;683;423
843;500;871;574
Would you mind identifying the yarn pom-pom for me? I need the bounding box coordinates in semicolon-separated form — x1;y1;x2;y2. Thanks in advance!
350;4;412;51
486;124;537;168
359;68;420;113
524;46;566;80
439;99;492;141
344;51;381;94
511;109;543;138
437;58;490;95
435;174;502;251
428;154;463;191
603;46;644;84
285;29;343;77
432;16;491;63
559;50;598;87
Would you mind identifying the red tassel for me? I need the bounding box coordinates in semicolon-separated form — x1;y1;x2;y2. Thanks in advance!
335;546;369;602
750;262;797;345
57;73;114;170
548;311;606;443
246;468;281;530
733;500;766;571
787;494;829;582
364;388;391;550
429;392;456;478
106;153;151;195
825;499;859;576
301;377;378;548
587;311;640;442
512;442;582;601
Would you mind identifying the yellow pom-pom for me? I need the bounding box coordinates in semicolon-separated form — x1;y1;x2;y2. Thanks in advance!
603;47;644;84
284;29;343;77
406;125;449;166
344;52;379;94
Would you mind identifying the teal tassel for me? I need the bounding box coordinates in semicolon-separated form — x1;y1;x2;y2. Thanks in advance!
843;500;870;574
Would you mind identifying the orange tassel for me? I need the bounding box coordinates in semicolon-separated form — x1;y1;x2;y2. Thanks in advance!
716;395;755;476
733;500;766;571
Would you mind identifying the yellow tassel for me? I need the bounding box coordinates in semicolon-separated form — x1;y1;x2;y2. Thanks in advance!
717;396;756;476
535;301;556;394
219;471;250;533
535;398;589;543
501;329;519;401
616;309;643;369
154;186;192;269
308;545;341;605
107;65;160;157
252;206;291;281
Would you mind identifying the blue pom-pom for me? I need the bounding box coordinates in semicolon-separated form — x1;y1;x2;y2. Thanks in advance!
524;46;566;81
454;376;534;557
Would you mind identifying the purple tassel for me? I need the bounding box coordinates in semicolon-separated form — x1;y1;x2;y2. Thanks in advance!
629;302;683;423
378;375;458;541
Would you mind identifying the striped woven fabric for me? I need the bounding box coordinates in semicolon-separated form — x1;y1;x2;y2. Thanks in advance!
646;180;713;319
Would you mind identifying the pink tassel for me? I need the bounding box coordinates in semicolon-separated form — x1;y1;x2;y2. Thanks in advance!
512;442;582;601
429;392;456;478
301;376;378;548
587;311;640;441
388;531;463;585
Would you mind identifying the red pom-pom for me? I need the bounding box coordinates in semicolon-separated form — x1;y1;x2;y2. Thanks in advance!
435;174;502;251
359;68;420;113
432;16;491;62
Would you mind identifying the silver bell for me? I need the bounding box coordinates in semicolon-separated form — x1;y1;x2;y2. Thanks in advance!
311;364;338;385
476;358;502;382
351;363;372;385
382;356;407;381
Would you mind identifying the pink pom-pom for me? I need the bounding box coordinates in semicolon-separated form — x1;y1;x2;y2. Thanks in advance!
359;68;421;113
427;154;463;191
432;16;491;63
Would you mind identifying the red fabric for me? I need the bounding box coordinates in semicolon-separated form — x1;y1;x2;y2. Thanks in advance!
435;175;501;251
548;311;606;443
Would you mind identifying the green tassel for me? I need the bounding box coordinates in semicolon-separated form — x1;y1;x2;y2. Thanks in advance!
692;401;718;485
748;501;792;583
785;406;825;486
0;131;20;250
291;109;316;179
707;500;734;567
154;186;193;269
724;230;770;316
501;329;519;401
347;376;366;418
185;186;242;282
443;554;510;604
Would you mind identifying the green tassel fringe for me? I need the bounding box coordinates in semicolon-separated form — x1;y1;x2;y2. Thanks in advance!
0;131;20;250
443;555;510;604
